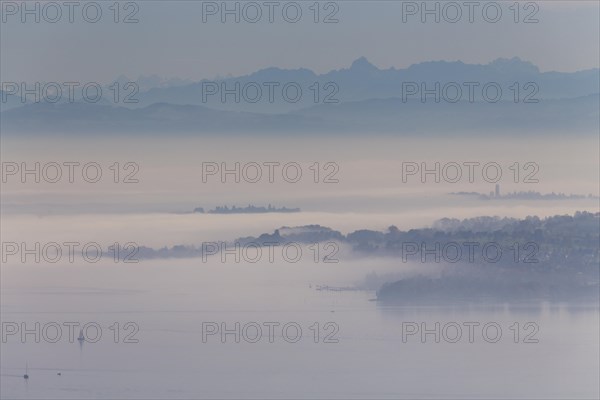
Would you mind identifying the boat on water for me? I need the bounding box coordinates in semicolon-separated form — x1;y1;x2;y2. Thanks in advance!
77;329;85;342
23;363;29;379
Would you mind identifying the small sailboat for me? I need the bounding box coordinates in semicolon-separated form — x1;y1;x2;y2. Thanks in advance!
23;363;29;379
77;329;85;342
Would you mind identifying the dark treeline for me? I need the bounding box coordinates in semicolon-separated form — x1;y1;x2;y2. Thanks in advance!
133;212;599;302
136;212;599;273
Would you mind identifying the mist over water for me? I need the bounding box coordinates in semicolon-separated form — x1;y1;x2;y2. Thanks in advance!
2;260;599;399
2;133;599;398
2;134;598;215
2;135;598;249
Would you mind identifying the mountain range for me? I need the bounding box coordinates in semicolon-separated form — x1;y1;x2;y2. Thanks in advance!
2;57;598;135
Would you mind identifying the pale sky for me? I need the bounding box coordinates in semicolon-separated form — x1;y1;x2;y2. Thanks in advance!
1;0;599;83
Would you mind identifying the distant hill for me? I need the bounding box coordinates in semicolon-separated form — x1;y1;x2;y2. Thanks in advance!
2;94;598;135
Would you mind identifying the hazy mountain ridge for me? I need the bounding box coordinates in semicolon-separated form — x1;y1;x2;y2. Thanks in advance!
131;57;599;113
3;94;598;134
2;57;598;134
2;57;598;113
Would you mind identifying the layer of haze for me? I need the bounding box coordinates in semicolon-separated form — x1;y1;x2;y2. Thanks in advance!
2;134;598;248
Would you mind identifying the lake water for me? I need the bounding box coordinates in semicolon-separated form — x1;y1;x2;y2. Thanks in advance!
2;260;598;399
